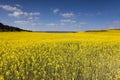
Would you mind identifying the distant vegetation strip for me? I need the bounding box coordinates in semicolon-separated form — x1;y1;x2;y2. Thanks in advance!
85;30;107;32
0;22;31;32
0;22;120;32
34;31;78;33
85;29;120;32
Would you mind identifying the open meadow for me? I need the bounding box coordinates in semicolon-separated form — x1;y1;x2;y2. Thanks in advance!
0;30;120;80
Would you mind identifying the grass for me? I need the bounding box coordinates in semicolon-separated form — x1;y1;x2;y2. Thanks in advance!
0;30;120;80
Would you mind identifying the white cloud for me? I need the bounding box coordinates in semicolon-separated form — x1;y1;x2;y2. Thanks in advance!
28;17;38;21
0;4;42;30
0;5;40;18
53;9;59;14
79;22;87;25
29;12;40;16
46;23;58;27
71;24;83;28
14;20;29;25
8;11;40;18
66;21;88;29
112;21;120;24
60;12;74;18
0;5;21;12
8;11;24;18
79;12;102;16
60;19;76;23
14;20;41;27
108;21;120;28
15;4;22;8
60;22;65;25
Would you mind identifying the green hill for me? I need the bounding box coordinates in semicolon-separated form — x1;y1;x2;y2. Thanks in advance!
0;22;31;32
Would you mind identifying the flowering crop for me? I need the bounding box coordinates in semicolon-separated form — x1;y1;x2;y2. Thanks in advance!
0;31;120;80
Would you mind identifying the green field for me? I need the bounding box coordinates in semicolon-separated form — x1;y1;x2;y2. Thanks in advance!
0;30;120;80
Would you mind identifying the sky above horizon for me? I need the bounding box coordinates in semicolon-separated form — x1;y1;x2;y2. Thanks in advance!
0;0;120;31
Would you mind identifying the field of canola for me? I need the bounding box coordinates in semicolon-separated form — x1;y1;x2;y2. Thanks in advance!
0;30;120;80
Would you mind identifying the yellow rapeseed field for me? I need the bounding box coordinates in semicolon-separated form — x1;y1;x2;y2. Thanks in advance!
0;30;120;80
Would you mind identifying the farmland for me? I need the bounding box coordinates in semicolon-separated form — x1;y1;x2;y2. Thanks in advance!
0;30;120;80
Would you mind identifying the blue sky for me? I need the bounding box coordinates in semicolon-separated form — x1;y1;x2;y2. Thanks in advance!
0;0;120;31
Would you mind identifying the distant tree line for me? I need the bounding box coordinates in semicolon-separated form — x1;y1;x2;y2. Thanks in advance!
85;29;120;32
85;30;107;32
0;23;31;32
